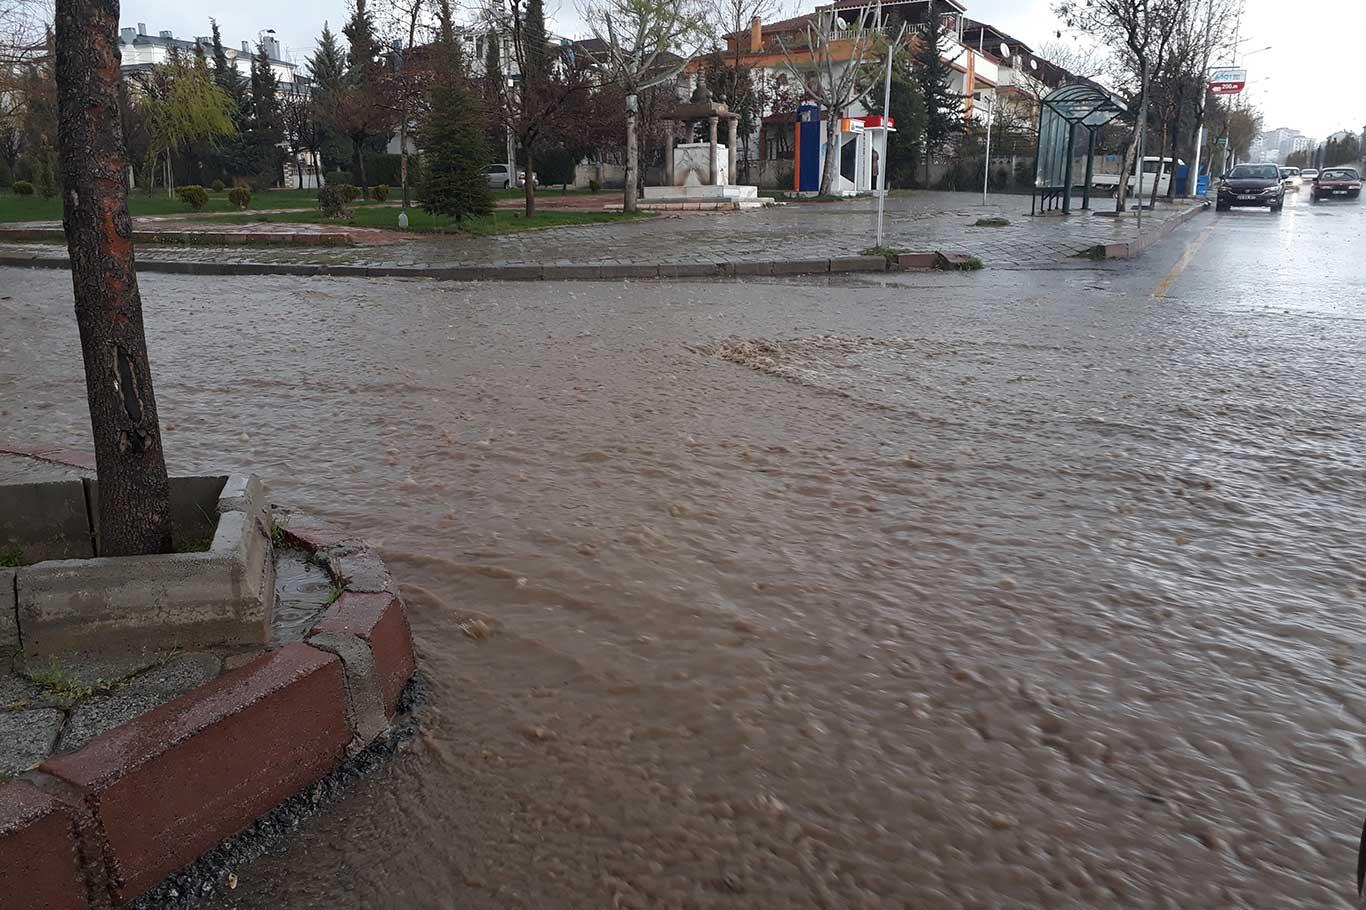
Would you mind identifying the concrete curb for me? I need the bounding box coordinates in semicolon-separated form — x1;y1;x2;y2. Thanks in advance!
0;254;906;282
0;228;354;248
1085;201;1208;260
0;503;418;909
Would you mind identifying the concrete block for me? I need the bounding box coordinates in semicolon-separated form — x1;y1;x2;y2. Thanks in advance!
543;264;603;280
86;475;229;555
599;264;660;279
311;592;415;717
769;259;828;276
718;261;772;276
320;545;395;596
17;477;276;656
0;480;92;563
485;265;544;281
895;252;938;270
657;262;718;278
829;255;887;273
2;569;16;654
41;644;349;904
305;632;390;751
0;709;64;776
0;781;91;910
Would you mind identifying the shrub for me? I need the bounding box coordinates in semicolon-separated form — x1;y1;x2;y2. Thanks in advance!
588;178;601;194
362;152;416;187
176;185;209;210
35;148;57;197
211;179;225;193
323;170;352;188
337;183;360;203
12;180;34;195
0;160;11;189
318;184;349;218
372;183;390;202
227;186;252;209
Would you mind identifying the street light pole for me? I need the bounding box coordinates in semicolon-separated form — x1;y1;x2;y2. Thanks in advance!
981;92;994;205
874;16;906;249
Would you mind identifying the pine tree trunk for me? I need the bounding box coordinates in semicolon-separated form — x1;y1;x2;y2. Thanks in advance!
624;93;639;213
523;145;536;218
55;0;172;557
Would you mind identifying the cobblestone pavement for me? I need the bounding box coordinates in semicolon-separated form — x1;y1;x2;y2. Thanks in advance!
0;191;1195;271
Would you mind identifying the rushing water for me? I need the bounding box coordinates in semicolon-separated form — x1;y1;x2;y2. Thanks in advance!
2;202;1365;908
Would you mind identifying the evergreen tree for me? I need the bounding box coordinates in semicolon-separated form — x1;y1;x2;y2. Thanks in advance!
419;81;494;220
308;23;347;91
913;0;963;183
209;19;243;96
482;31;504;156
523;0;549;82
884;55;928;187
243;42;285;185
335;0;391;192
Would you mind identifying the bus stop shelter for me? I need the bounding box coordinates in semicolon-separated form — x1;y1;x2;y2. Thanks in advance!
1031;82;1128;215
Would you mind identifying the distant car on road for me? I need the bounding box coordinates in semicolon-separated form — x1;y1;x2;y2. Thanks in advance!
1299;168;1319;181
1216;163;1285;211
484;164;537;189
1279;166;1302;191
1310;167;1362;201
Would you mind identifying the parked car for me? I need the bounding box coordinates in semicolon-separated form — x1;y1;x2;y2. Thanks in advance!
1091;156;1186;197
1278;166;1302;191
1300;168;1319;181
1215;163;1285;211
1310;166;1362;201
483;164;537;189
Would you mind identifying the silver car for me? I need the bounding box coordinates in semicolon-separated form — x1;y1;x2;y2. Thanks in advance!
484;164;536;189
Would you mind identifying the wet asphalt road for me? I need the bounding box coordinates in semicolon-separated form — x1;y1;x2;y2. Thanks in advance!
1;187;1365;908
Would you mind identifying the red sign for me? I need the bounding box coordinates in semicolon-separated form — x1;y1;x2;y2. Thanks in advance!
1208;67;1247;95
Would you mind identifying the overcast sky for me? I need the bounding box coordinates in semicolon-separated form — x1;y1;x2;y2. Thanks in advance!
119;0;1360;139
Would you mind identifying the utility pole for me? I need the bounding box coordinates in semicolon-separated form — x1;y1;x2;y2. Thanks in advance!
980;92;994;205
874;12;906;248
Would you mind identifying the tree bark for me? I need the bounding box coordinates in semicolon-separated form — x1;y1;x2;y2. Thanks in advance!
523;145;536;218
821;114;840;196
623;93;639;213
56;0;173;557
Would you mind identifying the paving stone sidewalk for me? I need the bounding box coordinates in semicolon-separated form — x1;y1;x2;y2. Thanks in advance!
0;190;1197;273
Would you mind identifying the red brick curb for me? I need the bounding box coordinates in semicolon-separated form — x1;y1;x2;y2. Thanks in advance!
0;495;419;908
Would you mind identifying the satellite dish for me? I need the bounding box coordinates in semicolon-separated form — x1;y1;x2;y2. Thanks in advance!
999;41;1010;58
1030;58;1039;71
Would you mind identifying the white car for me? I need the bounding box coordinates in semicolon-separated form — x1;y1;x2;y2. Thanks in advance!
1279;166;1302;191
483;164;537;189
1300;168;1319;182
1091;156;1186;197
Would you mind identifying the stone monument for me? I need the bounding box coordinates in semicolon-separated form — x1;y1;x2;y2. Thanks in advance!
642;84;763;208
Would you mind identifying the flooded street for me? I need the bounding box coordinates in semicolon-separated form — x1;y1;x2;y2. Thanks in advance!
2;194;1365;907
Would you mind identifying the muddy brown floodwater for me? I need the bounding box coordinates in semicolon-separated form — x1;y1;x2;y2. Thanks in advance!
1;237;1365;908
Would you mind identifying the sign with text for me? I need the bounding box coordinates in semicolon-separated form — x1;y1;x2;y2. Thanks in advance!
1208;66;1247;94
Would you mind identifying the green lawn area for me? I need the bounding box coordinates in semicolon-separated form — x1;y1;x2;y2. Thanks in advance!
491;186;596;200
210;205;642;236
0;188;389;223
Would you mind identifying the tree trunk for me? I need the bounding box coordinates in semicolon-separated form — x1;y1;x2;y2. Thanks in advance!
623;93;639;213
821;114;840;196
352;141;368;197
400;112;410;209
523;145;536;218
55;0;172;557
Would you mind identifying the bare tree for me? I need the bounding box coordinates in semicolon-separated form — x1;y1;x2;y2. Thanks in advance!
485;0;595;217
775;8;883;196
581;0;709;212
55;0;173;556
381;0;424;209
1057;0;1184;213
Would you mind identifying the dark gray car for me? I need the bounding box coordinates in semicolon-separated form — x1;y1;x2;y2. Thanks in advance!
1216;163;1285;212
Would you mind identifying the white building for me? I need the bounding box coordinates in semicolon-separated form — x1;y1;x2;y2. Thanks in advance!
118;23;300;88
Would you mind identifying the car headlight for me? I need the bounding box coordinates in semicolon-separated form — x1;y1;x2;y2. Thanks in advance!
1263;186;1280;194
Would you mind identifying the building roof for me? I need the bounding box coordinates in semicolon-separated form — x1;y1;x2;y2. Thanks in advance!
117;30;294;70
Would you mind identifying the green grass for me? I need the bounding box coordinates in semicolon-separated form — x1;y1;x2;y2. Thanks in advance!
211;206;644;236
491;186;597;200
860;245;909;263
0;546;24;567
0;188;391;223
973;216;1010;227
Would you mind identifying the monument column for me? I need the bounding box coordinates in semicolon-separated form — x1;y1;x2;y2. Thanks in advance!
708;116;719;186
664;125;675;187
726;117;738;185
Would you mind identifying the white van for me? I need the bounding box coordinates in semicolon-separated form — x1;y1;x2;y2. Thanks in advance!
1091;157;1186;196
